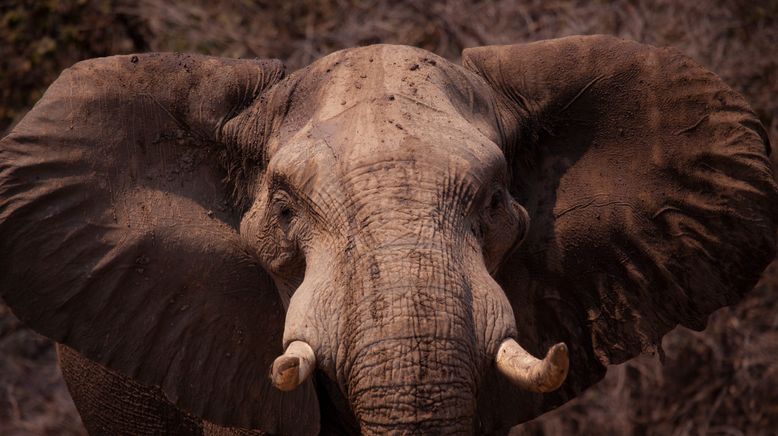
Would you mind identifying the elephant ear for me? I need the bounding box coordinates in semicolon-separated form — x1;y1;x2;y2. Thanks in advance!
0;53;320;435
463;35;778;432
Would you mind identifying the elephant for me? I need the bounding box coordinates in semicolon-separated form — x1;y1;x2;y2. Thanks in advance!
0;35;776;435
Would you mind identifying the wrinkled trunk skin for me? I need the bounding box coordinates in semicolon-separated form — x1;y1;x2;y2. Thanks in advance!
340;244;480;435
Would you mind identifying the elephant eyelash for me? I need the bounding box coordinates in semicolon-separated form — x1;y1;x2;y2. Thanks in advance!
268;173;296;195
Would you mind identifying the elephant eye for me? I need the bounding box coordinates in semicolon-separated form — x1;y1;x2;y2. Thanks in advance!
278;205;295;230
270;190;296;230
279;206;293;221
489;189;502;210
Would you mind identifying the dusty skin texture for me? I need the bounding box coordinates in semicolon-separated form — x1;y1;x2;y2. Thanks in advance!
0;36;776;434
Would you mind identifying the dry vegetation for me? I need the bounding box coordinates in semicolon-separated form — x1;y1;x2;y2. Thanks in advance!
1;0;776;434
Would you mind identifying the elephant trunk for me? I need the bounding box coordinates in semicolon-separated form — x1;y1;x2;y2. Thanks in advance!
342;246;480;434
348;332;478;434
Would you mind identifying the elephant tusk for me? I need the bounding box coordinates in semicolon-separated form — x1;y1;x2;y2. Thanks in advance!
495;338;569;393
271;341;316;391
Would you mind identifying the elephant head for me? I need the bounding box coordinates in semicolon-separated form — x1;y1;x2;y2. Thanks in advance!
1;36;775;435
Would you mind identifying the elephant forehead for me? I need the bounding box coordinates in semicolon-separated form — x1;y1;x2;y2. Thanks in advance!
312;45;491;123
263;44;506;200
265;44;502;160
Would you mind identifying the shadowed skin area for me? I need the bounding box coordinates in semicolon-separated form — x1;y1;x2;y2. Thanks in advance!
239;45;526;433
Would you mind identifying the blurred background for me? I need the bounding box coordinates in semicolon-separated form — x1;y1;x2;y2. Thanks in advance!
0;0;776;434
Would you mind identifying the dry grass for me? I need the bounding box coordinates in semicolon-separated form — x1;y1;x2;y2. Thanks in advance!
1;0;777;434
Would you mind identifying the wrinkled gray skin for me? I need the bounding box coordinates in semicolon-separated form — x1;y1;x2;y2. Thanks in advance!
244;46;522;433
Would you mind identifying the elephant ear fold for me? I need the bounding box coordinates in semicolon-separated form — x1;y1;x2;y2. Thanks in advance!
463;35;778;431
0;53;320;435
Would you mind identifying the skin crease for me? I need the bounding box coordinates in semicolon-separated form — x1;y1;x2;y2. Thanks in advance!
237;45;529;433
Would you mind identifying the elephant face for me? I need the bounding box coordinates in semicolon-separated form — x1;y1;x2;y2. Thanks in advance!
1;37;776;435
239;46;531;432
